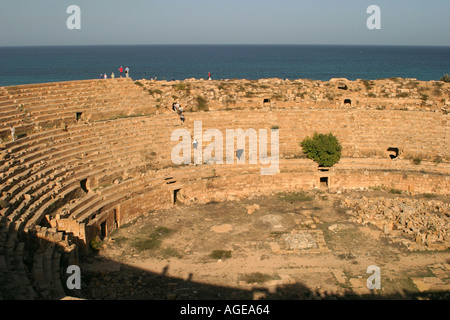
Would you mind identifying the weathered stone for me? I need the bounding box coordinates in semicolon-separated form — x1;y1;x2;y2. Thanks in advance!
282;232;317;250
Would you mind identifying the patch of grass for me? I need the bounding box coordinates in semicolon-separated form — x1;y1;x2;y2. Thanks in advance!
361;79;374;90
422;193;437;199
210;250;232;260
389;77;402;83
172;82;191;95
112;236;129;246
337;253;356;260
382;277;419;296
225;96;236;106
239;272;281;284
433;155;443;165
271;93;283;101
397;92;409;98
119;221;135;229
160;247;183;259
278;191;313;202
196;95;209;111
148;89;163;96
432;87;442;97
134;81;144;87
389;189;402;194
420;94;429;102
90;236;104;251
412;158;422;165
131;226;172;252
271;125;279;130
297;91;307;99
109;229;119;237
407;81;420;89
174;83;186;90
269;231;285;238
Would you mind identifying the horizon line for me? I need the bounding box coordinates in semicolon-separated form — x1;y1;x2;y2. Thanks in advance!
1;43;450;48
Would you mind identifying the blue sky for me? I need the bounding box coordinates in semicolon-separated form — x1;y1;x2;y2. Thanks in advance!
0;0;449;46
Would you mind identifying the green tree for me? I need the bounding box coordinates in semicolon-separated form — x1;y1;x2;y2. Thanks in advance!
301;133;342;167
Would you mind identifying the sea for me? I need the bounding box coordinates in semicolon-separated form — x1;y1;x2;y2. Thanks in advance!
0;45;449;87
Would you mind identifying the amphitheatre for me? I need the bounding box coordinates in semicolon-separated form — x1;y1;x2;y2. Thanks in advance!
0;76;449;300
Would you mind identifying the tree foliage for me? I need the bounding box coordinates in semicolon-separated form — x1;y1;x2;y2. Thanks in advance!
301;132;342;167
440;74;450;83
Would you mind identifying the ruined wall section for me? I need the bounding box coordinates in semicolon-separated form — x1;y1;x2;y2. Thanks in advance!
137;77;450;113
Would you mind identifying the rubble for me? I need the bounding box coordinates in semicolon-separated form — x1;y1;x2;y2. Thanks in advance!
341;196;450;250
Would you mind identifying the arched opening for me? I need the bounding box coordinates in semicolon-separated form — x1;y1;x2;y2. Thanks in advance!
387;147;399;159
80;179;88;193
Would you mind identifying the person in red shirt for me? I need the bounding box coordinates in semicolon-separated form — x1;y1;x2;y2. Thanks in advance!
119;66;123;77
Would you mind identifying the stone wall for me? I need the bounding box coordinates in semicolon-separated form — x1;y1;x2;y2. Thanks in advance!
136;77;450;113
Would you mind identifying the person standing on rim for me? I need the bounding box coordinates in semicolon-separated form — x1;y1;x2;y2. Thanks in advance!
125;67;130;78
119;66;123;77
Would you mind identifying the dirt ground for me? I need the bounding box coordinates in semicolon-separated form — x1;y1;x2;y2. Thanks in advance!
78;189;450;300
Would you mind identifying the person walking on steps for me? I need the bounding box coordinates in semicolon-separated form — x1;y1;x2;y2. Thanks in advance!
10;125;15;142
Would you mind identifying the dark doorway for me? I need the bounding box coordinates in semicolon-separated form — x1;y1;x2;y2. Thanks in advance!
80;179;88;193
320;177;329;188
263;99;271;104
113;209;118;229
344;99;352;105
76;112;83;121
173;189;181;204
100;221;107;240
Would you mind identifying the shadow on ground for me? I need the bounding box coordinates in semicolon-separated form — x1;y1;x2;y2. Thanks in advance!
71;252;450;301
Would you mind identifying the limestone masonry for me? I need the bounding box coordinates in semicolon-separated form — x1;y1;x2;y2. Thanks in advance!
0;77;448;299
